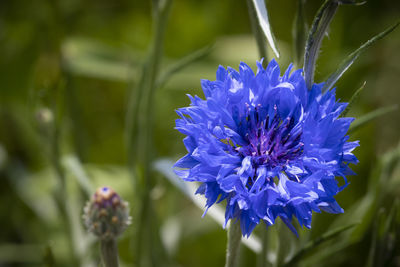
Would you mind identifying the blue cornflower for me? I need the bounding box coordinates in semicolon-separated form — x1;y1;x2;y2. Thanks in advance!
174;59;358;237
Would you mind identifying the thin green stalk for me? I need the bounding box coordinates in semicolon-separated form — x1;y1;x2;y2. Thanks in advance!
340;81;366;117
348;105;398;133
100;239;119;267
32;1;83;265
283;223;357;267
225;222;242;267
47;82;79;266
246;0;268;64
274;221;290;267
257;227;270;267
126;0;173;167
125;0;173;266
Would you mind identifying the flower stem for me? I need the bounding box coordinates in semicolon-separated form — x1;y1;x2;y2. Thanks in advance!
125;0;173;266
100;239;119;267
225;222;242;267
257;226;269;267
46;82;79;266
274;220;292;267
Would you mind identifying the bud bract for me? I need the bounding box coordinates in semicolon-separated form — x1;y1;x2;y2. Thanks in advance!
83;187;131;240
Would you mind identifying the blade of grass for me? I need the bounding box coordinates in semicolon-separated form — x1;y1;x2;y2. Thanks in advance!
125;1;173;266
251;0;280;58
349;105;398;133
341;81;366;117
284;223;358;266
156;45;213;88
303;0;365;89
247;0;268;62
322;22;400;93
365;210;381;267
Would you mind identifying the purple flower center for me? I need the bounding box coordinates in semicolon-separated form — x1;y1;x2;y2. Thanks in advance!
237;105;304;177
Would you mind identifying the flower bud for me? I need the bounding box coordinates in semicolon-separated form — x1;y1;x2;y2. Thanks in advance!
83;187;131;240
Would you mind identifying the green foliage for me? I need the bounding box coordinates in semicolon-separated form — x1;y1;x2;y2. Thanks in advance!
249;0;280;58
322;21;400;93
341;81;366;117
349;105;398;133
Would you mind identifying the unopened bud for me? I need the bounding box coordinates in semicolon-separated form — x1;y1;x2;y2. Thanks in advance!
83;187;131;240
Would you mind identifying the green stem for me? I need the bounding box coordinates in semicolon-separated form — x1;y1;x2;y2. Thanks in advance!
225;222;242;267
100;239;119;267
274;221;292;267
257;227;269;267
126;0;173;167
125;0;173;266
246;0;268;64
48;82;79;266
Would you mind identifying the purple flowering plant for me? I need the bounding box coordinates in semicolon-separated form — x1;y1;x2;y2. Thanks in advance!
174;59;359;237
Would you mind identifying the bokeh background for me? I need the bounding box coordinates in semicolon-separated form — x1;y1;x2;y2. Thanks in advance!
0;0;399;266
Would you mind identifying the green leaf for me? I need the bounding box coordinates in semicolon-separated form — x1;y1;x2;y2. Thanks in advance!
246;0;268;62
366;209;383;267
303;0;365;89
310;222;358;247
337;0;366;4
156;45;213;88
322;22;400;92
349;105;398;133
303;0;339;89
341;81;366;117
284;223;358;266
366;200;399;267
383;199;399;236
251;0;280;58
292;0;307;67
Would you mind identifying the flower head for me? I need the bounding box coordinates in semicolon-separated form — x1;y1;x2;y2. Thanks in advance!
83;187;131;240
174;59;358;236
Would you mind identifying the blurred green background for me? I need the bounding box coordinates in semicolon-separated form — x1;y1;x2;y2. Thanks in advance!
0;0;400;266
